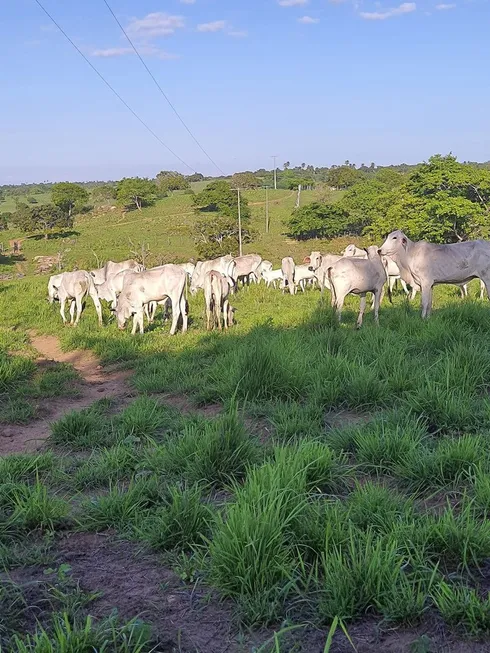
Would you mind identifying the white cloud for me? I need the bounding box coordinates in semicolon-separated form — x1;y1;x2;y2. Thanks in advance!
278;0;308;6
228;30;248;37
436;3;455;8
126;13;185;39
298;15;320;22
197;20;226;32
91;46;178;59
360;2;416;19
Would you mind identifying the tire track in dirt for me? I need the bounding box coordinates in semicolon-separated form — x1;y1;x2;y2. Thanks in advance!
0;333;134;455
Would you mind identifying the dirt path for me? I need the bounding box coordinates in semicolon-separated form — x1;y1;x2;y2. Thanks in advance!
0;333;134;455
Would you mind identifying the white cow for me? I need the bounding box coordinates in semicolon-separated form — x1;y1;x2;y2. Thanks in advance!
307;251;342;292
255;260;273;284
96;266;144;308
281;257;295;295
48;271;103;327
90;259;141;286
116;265;187;335
203;271;234;330
327;246;389;327
379;230;490;318
294;264;316;292
146;262;194;322
190;255;236;294
342;244;410;296
261;268;284;288
232;254;262;286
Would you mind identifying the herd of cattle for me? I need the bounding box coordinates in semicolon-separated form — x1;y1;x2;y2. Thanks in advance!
47;230;490;333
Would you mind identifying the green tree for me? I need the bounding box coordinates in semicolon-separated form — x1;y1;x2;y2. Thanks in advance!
193;214;255;259
11;203;73;239
51;182;89;217
91;184;117;205
374;168;405;189
0;211;11;230
116;177;158;211
156;171;190;193
326;166;363;190
193;180;253;258
283;161;290;170
186;172;205;183
287;202;352;240
194;180;251;221
230;172;260;189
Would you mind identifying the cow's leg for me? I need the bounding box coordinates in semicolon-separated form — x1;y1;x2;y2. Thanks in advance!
180;294;188;333
460;284;468;299
400;279;410;295
59;296;67;324
357;294;367;329
410;285;418;301
335;295;345;323
74;295;84;326
206;300;213;331
169;298;180;336
373;290;382;326
214;296;222;330
420;285;433;319
89;289;103;326
223;299;229;329
389;276;396;294
69;299;76;324
481;279;486;300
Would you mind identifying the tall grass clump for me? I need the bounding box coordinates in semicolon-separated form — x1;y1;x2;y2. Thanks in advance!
0;481;68;536
433;581;490;636
0;453;56;484
49;404;113;450
79;481;152;533
140;406;260;489
74;445;139;489
346;482;415;535
208;459;307;624
115;395;178;441
137;483;214;552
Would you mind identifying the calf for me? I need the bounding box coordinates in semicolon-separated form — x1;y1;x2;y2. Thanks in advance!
190;255;235;294
49;271;103;327
294;264;316;292
327;246;389;327
231;254;262;286
261;268;283;288
307;251;342;292
204;270;234;330
342;243;410;297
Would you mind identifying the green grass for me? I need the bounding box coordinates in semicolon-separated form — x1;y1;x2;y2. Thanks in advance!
4;188;490;647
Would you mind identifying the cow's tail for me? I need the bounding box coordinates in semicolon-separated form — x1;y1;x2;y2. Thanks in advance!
86;272;104;324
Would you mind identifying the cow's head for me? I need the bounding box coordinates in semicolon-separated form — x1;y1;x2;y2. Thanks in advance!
379;230;408;257
308;251;322;272
342;244;358;258
115;296;132;330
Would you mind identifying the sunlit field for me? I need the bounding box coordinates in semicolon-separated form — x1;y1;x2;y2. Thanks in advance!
2;192;490;651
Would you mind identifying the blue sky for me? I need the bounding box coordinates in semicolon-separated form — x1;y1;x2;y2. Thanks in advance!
1;0;489;183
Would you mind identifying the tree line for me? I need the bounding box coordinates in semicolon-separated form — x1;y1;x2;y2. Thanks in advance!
287;155;490;244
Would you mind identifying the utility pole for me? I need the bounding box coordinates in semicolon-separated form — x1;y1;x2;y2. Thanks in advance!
265;186;270;233
232;188;243;256
271;155;278;190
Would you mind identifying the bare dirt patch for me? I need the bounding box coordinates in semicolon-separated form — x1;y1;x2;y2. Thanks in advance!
0;333;134;455
325;409;369;430
57;532;240;652
160;393;223;419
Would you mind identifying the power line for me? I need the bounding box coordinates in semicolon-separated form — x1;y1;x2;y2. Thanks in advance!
33;0;196;173
102;0;225;177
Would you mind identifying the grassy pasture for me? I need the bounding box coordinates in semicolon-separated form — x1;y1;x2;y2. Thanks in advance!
1;190;490;650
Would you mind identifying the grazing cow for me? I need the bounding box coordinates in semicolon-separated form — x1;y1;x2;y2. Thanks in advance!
294;264;316;292
204;271;234;330
231;254;262;286
48;271;103;327
255;260;273;284
96;266;144;308
190;255;236;294
116;265;187;335
379;230;490;318
343;244;410;296
261;268;284;288
327;246;389;327
281;257;295;295
307;251;342;291
90;259;141;286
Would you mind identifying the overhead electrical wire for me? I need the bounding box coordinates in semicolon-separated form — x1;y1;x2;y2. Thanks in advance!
101;0;225;176
33;0;196;173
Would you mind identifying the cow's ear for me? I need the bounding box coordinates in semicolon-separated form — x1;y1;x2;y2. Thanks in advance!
401;237;408;248
363;247;369;254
